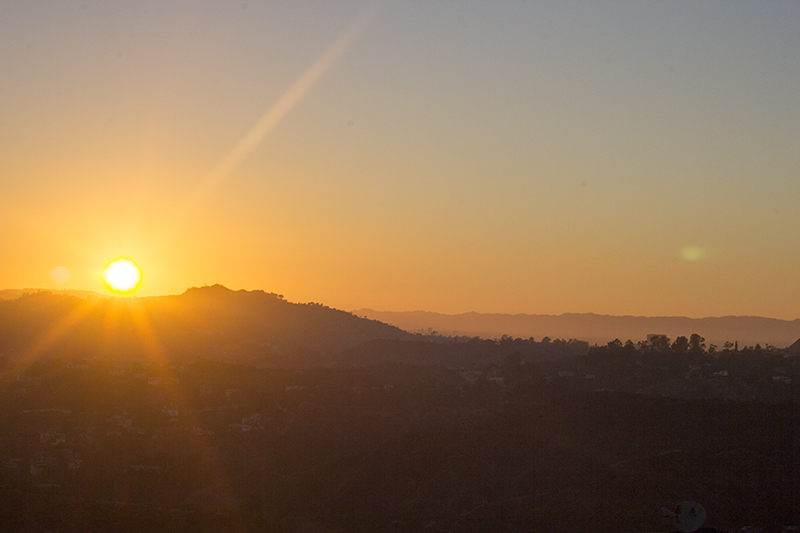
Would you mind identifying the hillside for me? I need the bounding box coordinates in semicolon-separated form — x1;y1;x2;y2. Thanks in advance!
0;285;411;366
0;360;796;532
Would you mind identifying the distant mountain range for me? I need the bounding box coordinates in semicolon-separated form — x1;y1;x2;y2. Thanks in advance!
0;288;106;300
353;309;800;349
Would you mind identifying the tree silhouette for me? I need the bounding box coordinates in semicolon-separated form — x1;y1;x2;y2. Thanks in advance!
723;341;734;352
624;340;636;353
671;336;689;354
607;338;623;350
649;335;671;352
689;333;706;355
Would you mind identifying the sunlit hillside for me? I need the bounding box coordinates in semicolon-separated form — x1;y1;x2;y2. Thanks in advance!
0;285;410;366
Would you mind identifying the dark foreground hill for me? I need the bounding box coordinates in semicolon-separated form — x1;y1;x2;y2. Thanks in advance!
0;359;796;532
0;285;411;366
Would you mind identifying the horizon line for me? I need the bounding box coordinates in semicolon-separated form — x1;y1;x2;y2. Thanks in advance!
3;285;798;323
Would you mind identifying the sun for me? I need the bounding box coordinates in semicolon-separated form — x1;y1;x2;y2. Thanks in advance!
102;258;142;294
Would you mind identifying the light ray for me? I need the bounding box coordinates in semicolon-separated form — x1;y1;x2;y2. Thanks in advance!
117;298;245;518
4;297;100;383
5;297;138;387
3;296;241;514
175;2;383;220
125;298;169;364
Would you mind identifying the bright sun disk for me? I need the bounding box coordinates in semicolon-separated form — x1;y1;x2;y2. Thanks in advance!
102;258;142;294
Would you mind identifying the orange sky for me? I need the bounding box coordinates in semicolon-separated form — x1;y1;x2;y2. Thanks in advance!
2;2;800;319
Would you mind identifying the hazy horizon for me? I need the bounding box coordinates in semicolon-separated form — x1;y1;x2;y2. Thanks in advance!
4;284;800;326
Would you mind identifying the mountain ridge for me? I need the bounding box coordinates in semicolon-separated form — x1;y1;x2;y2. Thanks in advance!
3;286;798;350
353;308;800;348
0;288;107;300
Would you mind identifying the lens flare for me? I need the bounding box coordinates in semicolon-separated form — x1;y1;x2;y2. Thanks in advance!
102;258;142;294
50;266;71;285
681;246;705;261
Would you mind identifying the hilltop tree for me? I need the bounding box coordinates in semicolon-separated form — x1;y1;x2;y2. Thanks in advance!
671;336;689;354
723;341;734;352
607;339;623;351
689;333;706;355
650;335;671;352
624;340;636;353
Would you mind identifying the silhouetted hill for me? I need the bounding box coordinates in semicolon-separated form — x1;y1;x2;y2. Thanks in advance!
0;285;411;366
353;309;800;348
787;338;800;354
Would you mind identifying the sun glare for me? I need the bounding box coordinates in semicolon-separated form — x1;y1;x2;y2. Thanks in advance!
102;258;142;294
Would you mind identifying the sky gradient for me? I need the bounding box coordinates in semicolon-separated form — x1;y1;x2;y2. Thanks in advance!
2;1;799;318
